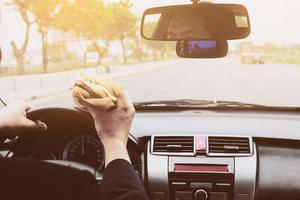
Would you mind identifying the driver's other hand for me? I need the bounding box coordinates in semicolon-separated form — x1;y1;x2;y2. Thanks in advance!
0;100;47;137
74;87;135;166
79;88;135;146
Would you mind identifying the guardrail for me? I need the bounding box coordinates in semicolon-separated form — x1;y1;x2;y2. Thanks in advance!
0;59;181;103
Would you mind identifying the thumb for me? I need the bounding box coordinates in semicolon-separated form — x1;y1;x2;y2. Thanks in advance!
24;119;47;133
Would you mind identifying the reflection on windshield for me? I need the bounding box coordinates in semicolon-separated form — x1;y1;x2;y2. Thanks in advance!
0;0;300;108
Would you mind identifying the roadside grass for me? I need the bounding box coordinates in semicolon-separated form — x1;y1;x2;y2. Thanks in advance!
267;55;300;65
0;57;176;77
0;62;96;77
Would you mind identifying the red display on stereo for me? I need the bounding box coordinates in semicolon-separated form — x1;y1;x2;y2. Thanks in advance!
174;164;228;172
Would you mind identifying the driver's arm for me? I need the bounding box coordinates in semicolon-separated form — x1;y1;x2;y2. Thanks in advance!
76;89;148;200
0;101;47;141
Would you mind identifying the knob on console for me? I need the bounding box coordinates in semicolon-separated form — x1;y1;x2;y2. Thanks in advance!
194;189;208;200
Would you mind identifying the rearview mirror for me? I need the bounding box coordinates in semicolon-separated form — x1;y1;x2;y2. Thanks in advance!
176;40;228;58
141;3;250;41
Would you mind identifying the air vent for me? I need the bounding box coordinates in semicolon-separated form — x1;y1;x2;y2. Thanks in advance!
152;136;194;155
208;136;252;156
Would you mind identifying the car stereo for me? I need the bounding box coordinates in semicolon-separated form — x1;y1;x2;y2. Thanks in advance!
146;135;257;200
169;157;234;200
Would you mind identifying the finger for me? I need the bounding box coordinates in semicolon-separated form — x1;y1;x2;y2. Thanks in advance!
72;91;87;107
78;80;113;99
118;90;134;110
75;80;103;98
111;81;122;97
73;85;91;98
93;76;116;95
24;119;47;133
72;91;93;111
83;97;116;110
24;103;33;112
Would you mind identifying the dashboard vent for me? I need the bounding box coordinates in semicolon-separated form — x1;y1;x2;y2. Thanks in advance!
208;136;252;156
152;136;194;155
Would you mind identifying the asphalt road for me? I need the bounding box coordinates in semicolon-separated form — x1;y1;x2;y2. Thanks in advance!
30;57;300;107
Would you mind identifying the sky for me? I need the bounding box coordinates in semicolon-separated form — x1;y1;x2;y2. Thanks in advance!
1;0;300;55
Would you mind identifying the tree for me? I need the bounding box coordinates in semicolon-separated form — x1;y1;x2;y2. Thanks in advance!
51;0;137;65
53;0;109;65
28;0;63;72
9;0;63;73
107;1;137;64
48;42;77;63
131;35;145;62
10;0;34;74
85;42;108;65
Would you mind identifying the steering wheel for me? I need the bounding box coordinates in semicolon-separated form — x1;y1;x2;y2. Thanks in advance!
7;105;141;184
15;106;104;183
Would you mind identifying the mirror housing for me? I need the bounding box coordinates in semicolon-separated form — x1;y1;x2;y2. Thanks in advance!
176;40;228;58
141;3;250;41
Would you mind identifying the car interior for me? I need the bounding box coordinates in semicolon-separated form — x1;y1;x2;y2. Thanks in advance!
1;0;300;200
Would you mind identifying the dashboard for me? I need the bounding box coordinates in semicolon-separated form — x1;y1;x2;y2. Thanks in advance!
132;109;300;200
3;107;300;200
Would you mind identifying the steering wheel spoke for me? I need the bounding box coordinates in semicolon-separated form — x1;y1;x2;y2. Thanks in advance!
43;160;103;184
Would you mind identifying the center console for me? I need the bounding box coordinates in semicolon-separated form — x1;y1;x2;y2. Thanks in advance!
145;135;256;200
169;157;234;200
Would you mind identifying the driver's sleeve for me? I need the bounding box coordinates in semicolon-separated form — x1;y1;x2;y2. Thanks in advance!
101;159;149;200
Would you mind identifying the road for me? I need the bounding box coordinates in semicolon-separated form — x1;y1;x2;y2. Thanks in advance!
30;57;300;107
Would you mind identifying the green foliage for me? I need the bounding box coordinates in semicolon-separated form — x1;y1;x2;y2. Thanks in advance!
8;0;175;75
53;0;106;39
107;0;137;40
52;0;137;42
28;0;63;33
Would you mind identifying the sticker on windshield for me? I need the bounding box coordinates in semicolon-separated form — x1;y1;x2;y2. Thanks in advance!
235;16;249;28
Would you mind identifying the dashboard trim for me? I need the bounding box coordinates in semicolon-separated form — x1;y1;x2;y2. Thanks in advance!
150;135;254;157
206;136;254;157
146;140;170;200
234;142;257;200
151;135;196;156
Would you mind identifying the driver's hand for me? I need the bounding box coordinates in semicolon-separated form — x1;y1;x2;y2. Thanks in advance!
0;100;47;137
73;88;135;166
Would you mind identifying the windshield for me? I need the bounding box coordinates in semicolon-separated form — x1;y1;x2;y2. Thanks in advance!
1;0;300;107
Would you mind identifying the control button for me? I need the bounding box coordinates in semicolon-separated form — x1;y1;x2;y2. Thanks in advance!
152;192;166;200
236;194;249;200
195;136;206;153
172;182;187;186
215;183;232;187
175;191;192;200
190;182;212;189
194;189;208;200
210;192;228;200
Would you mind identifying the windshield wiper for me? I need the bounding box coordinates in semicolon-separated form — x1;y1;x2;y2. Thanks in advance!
134;99;298;111
134;99;215;107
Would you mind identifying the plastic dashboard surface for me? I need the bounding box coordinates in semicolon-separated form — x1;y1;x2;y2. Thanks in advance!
129;110;300;200
130;111;300;140
256;139;300;200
